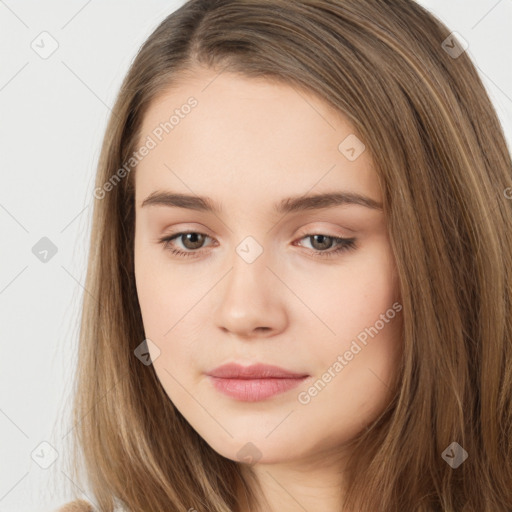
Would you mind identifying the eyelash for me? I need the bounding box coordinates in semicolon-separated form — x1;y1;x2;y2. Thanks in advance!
157;231;357;260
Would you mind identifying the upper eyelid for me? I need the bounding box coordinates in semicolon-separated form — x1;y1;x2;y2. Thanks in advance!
162;220;354;237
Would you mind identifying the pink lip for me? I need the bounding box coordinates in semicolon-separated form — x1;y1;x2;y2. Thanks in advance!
206;363;309;402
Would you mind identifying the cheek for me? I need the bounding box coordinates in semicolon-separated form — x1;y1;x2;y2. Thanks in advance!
134;236;198;337
301;242;402;420
134;240;211;388
134;250;168;336
132;228;403;457
297;237;400;346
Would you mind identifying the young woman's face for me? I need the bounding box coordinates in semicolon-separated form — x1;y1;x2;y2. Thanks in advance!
133;67;402;466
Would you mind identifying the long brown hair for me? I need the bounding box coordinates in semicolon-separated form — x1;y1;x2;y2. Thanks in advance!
63;1;512;510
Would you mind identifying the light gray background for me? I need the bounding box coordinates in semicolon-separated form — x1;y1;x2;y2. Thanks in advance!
1;1;511;511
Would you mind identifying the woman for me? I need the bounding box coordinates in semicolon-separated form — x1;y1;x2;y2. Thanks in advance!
58;0;512;510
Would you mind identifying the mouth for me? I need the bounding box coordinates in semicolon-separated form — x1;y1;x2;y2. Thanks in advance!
205;362;310;402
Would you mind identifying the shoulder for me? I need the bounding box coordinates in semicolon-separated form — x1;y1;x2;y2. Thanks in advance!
54;499;94;512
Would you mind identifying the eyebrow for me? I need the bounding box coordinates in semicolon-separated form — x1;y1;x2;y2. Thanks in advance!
140;190;383;213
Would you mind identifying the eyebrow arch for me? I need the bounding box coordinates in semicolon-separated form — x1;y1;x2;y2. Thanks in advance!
140;190;383;213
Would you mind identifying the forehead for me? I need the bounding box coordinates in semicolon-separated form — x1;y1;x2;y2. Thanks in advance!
134;68;381;209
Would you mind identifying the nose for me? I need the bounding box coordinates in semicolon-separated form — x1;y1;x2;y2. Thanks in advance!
213;247;288;338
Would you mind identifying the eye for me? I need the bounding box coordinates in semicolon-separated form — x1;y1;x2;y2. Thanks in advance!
295;234;357;259
157;231;357;259
158;232;214;258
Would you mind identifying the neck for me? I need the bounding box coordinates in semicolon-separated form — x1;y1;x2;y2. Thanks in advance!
236;448;350;512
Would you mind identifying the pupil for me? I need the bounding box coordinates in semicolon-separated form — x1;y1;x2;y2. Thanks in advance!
184;233;203;249
313;235;332;250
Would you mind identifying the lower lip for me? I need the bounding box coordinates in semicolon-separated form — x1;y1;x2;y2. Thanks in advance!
208;376;308;401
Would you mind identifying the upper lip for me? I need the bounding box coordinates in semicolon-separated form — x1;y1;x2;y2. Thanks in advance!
206;363;309;379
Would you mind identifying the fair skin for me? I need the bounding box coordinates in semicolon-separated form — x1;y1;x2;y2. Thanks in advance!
133;67;402;512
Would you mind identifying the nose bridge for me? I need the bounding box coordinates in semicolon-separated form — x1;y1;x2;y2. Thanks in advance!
235;233;267;266
226;233;272;301
214;232;287;335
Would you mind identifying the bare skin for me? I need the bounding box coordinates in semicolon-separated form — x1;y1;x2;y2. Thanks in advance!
133;67;402;512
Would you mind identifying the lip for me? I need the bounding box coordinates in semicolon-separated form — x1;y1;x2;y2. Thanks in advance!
206;363;310;402
206;362;309;379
